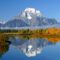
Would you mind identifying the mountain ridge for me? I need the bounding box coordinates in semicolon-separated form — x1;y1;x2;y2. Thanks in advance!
0;8;59;28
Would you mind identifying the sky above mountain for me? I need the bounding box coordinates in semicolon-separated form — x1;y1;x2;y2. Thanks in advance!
0;0;60;22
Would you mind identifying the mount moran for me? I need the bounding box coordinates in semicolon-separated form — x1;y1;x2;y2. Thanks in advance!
0;8;60;28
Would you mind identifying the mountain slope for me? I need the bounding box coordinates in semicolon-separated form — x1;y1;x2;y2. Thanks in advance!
3;19;29;27
0;23;3;27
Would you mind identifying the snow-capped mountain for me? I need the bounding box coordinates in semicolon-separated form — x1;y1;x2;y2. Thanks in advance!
19;8;58;26
0;8;59;28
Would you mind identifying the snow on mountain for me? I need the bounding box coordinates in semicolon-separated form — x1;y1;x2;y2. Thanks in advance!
20;8;58;26
0;8;59;28
21;8;43;20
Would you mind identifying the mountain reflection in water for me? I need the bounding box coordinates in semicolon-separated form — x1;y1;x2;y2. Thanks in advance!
0;35;57;57
11;38;55;57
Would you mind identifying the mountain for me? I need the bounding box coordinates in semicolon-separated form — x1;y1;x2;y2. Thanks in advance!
3;19;29;27
0;22;4;27
0;8;59;28
36;17;58;26
0;23;2;27
0;19;6;27
20;8;58;26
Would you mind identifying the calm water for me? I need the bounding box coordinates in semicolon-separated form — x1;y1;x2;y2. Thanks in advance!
0;36;60;60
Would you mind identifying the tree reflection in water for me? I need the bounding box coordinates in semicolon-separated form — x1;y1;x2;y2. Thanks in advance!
0;34;59;57
0;34;11;57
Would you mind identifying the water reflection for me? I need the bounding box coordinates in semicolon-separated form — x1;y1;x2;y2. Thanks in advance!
0;35;58;58
9;37;56;57
0;40;10;57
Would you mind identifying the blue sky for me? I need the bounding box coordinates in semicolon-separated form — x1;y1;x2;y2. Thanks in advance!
0;0;60;22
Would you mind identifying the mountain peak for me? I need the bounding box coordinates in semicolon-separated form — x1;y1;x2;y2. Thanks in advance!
21;8;43;19
24;8;41;15
0;8;58;28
